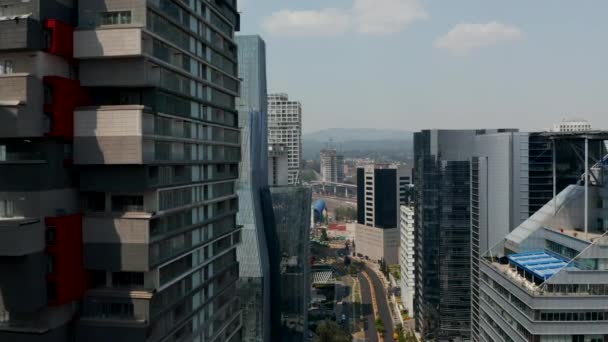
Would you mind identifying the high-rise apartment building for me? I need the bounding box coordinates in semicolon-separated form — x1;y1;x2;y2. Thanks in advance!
354;164;408;264
266;186;312;342
0;1;86;340
320;149;344;183
0;0;244;341
478;132;608;342
268;93;302;185
235;35;270;342
414;129;515;340
399;205;416;316
268;143;289;186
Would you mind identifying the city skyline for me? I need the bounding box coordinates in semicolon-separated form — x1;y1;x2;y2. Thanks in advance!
239;0;608;133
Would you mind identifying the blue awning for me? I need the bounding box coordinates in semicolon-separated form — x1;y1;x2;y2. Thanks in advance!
507;250;570;279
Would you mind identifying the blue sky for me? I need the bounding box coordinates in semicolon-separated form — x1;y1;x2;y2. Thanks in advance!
238;0;608;133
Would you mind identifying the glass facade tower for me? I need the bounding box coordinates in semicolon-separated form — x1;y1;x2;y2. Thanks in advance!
235;35;270;342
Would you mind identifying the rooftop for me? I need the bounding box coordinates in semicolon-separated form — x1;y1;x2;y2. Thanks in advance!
507;250;572;280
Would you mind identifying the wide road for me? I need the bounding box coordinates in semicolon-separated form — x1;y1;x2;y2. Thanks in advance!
363;264;394;340
358;273;378;342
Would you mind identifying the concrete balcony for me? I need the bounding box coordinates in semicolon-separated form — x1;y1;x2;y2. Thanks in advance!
0;218;44;256
0;73;45;138
0;17;41;51
74;28;143;59
74;105;146;165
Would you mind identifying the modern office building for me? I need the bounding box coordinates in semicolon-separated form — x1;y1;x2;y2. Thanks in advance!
414;129;516;340
399;205;416;316
478;132;608;342
235;35;270;342
268;93;302;185
1;0;243;341
320;148;344;183
267;186;312;342
0;1;86;340
354;164;408;265
268;143;289;186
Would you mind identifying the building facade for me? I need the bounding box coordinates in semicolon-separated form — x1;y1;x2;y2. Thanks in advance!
399;205;416;316
267;186;312;342
478;134;608;341
1;0;244;341
320;148;344;183
355;164;408;265
471;131;530;341
235;35;270;342
268;143;289;186
552;119;592;132
0;1;85;340
268;93;302;185
414;129;491;341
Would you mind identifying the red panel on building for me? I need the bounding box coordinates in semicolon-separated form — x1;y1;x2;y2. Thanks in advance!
43;76;90;140
44;19;74;59
329;224;347;231
45;214;87;306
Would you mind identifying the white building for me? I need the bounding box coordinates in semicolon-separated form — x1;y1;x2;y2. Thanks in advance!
320;149;344;183
553;119;592;132
399;205;416;316
268;143;288;186
268;93;302;185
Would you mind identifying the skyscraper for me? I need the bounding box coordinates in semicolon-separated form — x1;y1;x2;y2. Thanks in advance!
320;148;345;183
355;164;409;265
414;129;513;340
470;131;530;340
268;93;302;185
235;34;270;342
478;132;608;342
266;186;312;342
1;0;244;341
399;205;416;316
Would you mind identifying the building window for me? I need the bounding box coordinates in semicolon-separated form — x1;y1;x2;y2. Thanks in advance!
46;227;56;246
111;195;144;212
82;192;105;212
99;11;132;25
0;200;14;218
0;145;5;161
112;272;144;288
0;60;14;75
47;255;55;274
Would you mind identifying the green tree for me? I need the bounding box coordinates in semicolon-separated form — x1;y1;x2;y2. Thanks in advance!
375;318;385;336
314;320;352;342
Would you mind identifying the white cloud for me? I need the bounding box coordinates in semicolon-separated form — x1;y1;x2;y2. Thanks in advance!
353;0;428;34
262;9;351;36
261;0;427;37
435;22;523;55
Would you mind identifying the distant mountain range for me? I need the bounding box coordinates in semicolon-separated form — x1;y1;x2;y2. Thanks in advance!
303;128;413;161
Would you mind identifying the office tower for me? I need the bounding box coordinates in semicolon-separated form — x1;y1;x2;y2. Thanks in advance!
354;164;408;265
76;1;241;341
267;186;312;342
470;131;529;340
398;165;413;204
235;35;270;342
268;143;289;186
399;205;416;316
553;118;592;132
478;132;608;342
268;93;302;185
320;148;345;183
414;129;515;340
0;1;85;340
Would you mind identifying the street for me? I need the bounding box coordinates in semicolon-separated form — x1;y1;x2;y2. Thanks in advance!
358;272;378;342
362;264;395;340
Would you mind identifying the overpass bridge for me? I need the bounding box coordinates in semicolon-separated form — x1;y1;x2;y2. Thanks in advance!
310;181;357;200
